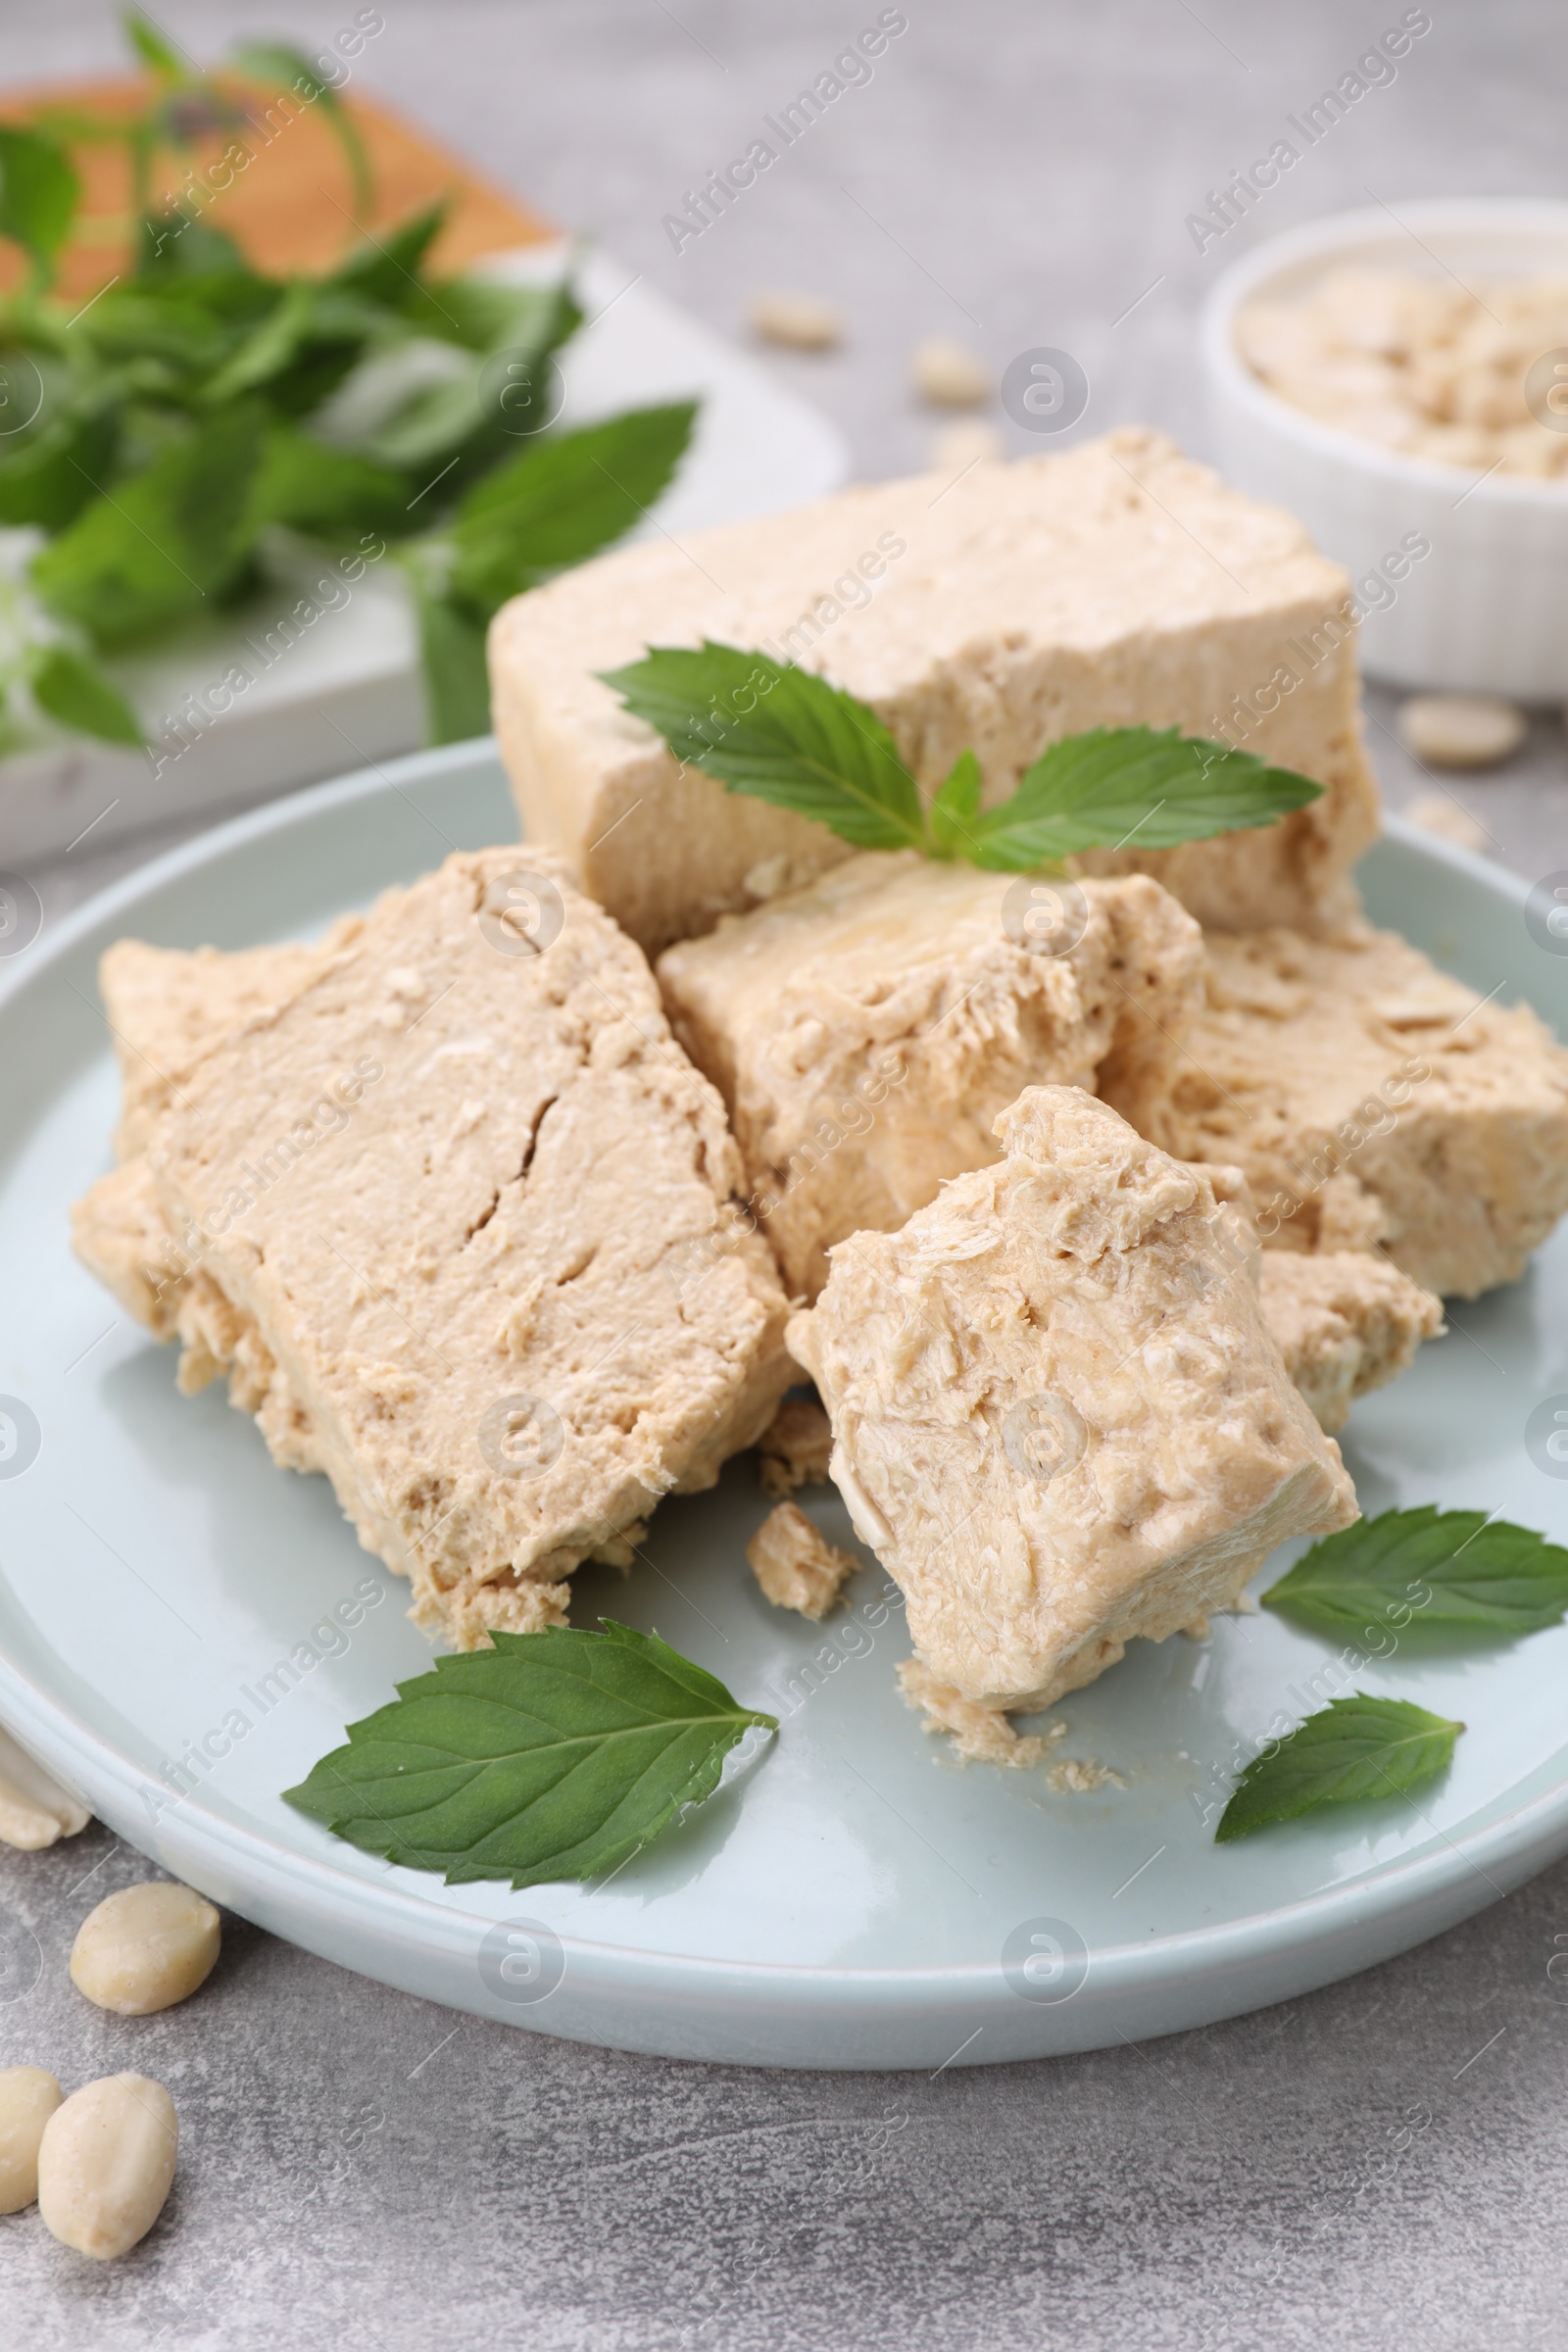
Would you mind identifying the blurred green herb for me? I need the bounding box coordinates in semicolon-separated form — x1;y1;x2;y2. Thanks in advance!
0;15;697;754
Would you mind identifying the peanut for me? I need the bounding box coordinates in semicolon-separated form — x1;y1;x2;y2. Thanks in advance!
912;336;992;408
1237;266;1568;479
71;1882;220;2016
0;1724;90;1849
1398;693;1526;770
0;2066;62;2212
37;2075;177;2259
747;290;842;351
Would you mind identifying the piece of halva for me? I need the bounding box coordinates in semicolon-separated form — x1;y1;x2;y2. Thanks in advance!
658;853;1204;1300
76;930;364;1332
1106;922;1568;1297
787;1086;1357;1709
100;923;365;1159
746;1501;858;1621
1257;1252;1445;1435
75;912;1439;1430
74;850;794;1648
73;1158;189;1339
757;1394;835;1496
895;1660;1063;1769
489;426;1382;956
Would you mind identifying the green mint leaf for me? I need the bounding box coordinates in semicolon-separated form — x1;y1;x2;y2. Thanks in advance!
1262;1505;1568;1638
927;749;982;859
597;654;1324;868
364;374;491;475
1215;1694;1462;1843
249;424;408;538
27;644;143;745
229;41;375;217
396;274;577;356
448;402;697;614
134;213;250;282
198;279;317;407
0;394;119;533
361;282;584;478
282;1620;777;1888
122;8;190;81
85;279;250;377
411;577;491;745
0;126;80;285
329;200;448;305
968;725;1325;871
599;641;927;853
32;401;266;647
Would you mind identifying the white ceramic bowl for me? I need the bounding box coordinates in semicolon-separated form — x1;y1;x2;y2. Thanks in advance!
1202;199;1568;698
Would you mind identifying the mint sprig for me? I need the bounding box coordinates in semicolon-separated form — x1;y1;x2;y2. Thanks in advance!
407;402;697;749
283;1620;776;1888
0;33;702;756
600;641;925;850
1263;1506;1568;1639
1216;1694;1462;1843
599;641;1325;873
33;401;269;647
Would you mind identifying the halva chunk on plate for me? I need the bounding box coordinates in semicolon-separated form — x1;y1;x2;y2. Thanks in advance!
746;1500;858;1621
787;1086;1357;1710
1106;921;1568;1297
75;929;365;1334
73;849;794;1649
489;425;1381;956
895;1660;1065;1770
658;852;1203;1299
73;1158;189;1339
74;910;1445;1439
757;1394;834;1495
100;922;365;1159
1257;1252;1445;1435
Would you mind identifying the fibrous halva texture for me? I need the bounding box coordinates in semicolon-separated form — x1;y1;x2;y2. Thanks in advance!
72;850;794;1647
787;1086;1357;1709
658;853;1204;1299
895;1660;1064;1769
1105;921;1568;1298
757;1394;834;1496
489;427;1381;956
1257;1252;1444;1435
746;1501;858;1621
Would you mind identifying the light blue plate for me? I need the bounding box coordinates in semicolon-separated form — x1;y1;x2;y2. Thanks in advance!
2;749;1566;2070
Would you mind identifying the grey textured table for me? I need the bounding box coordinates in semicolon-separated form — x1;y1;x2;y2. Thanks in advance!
7;4;1568;2346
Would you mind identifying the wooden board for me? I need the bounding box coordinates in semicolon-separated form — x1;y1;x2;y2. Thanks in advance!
0;73;555;296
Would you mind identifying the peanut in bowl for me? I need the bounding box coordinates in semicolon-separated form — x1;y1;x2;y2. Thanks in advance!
1202;199;1568;698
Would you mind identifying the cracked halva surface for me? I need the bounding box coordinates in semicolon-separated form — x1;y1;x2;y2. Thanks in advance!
72;849;793;1648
